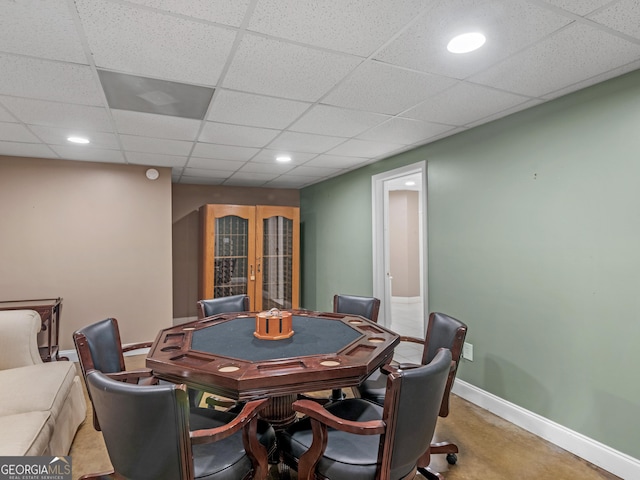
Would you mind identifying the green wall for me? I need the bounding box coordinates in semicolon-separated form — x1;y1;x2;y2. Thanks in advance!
300;69;640;458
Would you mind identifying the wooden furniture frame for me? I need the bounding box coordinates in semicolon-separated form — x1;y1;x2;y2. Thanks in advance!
146;310;399;428
0;297;63;361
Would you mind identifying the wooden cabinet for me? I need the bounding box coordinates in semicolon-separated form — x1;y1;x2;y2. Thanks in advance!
199;205;300;311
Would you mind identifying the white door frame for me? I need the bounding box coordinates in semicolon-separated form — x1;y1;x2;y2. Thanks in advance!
372;161;428;332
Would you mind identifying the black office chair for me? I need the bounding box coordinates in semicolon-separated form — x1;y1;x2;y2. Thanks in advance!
279;348;452;480
73;318;155;430
357;312;468;469
80;370;275;480
197;294;251;319
333;294;380;323
196;295;252;409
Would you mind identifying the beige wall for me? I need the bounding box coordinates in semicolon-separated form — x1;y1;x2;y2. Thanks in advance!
389;190;420;297
0;156;173;350
171;183;299;319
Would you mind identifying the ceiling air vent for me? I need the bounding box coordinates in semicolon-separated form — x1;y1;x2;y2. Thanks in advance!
98;69;214;120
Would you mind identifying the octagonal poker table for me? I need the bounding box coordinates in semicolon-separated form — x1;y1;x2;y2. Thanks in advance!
146;309;399;427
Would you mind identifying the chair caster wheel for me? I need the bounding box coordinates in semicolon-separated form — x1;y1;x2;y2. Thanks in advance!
446;453;457;465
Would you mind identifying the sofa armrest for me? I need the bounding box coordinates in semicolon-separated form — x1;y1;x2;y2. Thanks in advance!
0;310;43;370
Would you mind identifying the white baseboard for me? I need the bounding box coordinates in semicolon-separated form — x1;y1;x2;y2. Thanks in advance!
453;380;639;480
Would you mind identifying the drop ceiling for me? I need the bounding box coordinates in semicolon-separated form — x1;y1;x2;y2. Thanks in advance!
1;0;639;189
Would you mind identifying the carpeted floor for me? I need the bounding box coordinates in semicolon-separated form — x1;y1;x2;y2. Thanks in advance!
69;356;620;480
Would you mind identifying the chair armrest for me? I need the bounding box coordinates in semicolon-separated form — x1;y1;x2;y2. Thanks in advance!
204;395;238;410
191;398;270;480
106;368;155;384
292;399;387;480
190;398;269;444
292;399;386;435
121;341;152;353
399;335;425;345
394;362;422;371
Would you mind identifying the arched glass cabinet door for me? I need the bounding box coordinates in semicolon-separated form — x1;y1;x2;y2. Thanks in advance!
199;205;256;310
255;206;300;311
199;204;299;312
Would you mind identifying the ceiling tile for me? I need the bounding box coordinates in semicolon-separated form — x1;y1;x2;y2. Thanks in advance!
267;131;346;154
29;125;119;149
75;0;237;85
120;134;193;155
187;157;246;171
466;99;543;128
303;154;369;169
179;173;227;185
358;118;455;145
237;162;294;175
0;0;87;63
265;175;319;188
322;61;457;115
224;172;276;186
199;122;280;147
0;55;104;105
0;105;14;122
375;0;572;79
182;167;238;178
112;110;201;140
0;141;57;158
248;0;427;56
287;165;342;177
540;0;613;16
589;0;640;40
223;34;361;101
249;149;315;164
52;145;125;163
290;105;390;137
208;90;311;129
543;59;640;100
469;23;640;97
191;143;259;161
125;0;250;27
0;123;41;143
125;152;188;168
401;82;531;126
327;138;405;158
0;97;113;131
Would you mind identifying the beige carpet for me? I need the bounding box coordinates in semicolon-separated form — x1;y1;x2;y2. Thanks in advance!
69;357;620;480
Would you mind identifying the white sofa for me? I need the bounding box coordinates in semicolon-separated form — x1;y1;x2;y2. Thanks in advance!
0;309;86;456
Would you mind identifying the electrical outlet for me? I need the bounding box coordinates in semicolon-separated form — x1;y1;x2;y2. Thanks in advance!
463;342;473;361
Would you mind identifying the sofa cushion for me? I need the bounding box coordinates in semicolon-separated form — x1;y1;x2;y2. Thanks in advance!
0;411;52;456
0;362;78;420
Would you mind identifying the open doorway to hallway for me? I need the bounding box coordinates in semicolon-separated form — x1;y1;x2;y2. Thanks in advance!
372;161;427;364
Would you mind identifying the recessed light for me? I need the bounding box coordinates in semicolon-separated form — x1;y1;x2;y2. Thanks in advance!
276;155;292;163
447;32;486;54
405;181;416;186
67;136;90;144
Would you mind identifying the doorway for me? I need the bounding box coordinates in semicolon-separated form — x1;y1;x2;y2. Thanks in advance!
372;162;427;344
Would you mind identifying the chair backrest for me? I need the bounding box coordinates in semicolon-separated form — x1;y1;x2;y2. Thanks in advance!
197;294;250;319
85;370;193;480
383;348;452;480
422;312;467;417
73;318;126;377
0;309;43;369
333;294;380;323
